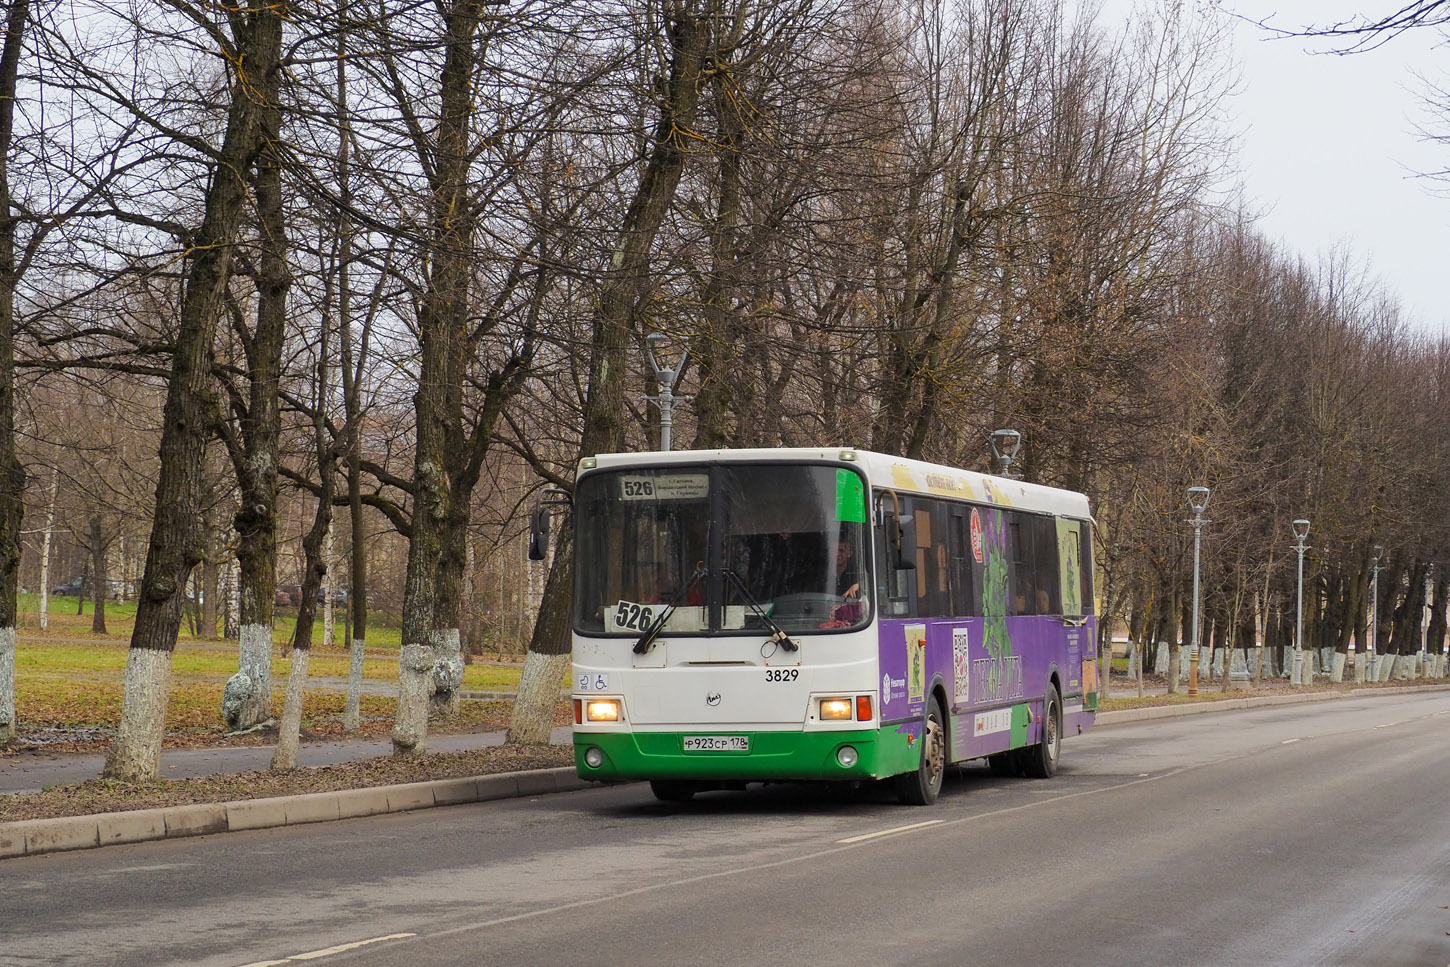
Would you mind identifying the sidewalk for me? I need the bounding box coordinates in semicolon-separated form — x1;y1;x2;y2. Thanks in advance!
0;724;574;796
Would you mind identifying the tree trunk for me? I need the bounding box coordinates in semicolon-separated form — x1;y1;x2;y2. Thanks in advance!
89;516;107;634
508;4;712;746
334;9;368;735
392;0;488;756
0;0;31;743
104;0;283;781
223;38;292;730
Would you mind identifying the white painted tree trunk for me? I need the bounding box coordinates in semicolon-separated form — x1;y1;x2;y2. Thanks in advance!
271;646;311;769
103;648;174;780
233;623;274;729
0;627;15;741
507;651;569;745
392;639;435;754
430;626;464;719
344;637;365;733
1330;652;1346;683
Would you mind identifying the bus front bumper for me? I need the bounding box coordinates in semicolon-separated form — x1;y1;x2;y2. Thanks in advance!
574;727;919;783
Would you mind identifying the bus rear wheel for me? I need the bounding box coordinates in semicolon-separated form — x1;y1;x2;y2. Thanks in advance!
649;780;698;802
895;698;946;805
1023;684;1061;779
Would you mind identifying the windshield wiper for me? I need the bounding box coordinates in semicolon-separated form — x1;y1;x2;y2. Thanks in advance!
723;569;799;653
633;566;706;655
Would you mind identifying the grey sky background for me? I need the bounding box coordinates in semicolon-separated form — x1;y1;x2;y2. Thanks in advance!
1100;1;1449;333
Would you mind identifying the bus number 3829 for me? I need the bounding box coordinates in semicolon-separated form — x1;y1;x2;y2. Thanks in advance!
765;668;799;682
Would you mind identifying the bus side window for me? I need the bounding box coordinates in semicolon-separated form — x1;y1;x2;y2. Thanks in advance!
948;509;978;616
874;494;915;617
1007;517;1031;615
913;501;951;618
1033;516;1060;615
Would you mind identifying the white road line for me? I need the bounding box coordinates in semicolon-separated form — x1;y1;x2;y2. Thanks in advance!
837;820;944;844
1281;738;1301;744
236;934;417;967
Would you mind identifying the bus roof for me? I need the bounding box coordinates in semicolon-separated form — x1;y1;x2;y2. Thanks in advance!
581;447;1092;520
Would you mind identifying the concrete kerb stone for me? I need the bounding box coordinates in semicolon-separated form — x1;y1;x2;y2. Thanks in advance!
0;766;583;861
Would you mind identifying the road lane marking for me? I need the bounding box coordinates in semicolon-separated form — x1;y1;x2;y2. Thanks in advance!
421;772;1169;945
1281;738;1301;744
837;820;943;844
236;934;417;967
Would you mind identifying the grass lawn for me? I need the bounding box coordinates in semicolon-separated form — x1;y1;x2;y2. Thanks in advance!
9;593;547;740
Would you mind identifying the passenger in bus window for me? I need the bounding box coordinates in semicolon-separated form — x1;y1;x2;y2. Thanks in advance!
1012;573;1031;615
836;537;861;599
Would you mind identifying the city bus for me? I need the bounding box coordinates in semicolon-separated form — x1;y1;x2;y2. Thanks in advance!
559;447;1097;805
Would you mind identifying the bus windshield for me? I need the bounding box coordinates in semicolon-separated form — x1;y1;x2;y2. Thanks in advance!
572;463;871;636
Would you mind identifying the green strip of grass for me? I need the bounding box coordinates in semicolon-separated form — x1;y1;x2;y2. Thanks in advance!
14;640;533;690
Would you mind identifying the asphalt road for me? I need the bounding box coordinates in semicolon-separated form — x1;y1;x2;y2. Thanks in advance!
5;690;1450;967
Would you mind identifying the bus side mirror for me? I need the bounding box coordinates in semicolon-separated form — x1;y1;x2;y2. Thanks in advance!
528;507;550;561
880;512;916;571
896;516;917;570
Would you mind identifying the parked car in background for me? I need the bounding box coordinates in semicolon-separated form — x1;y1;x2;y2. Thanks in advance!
51;578;85;596
275;585;303;607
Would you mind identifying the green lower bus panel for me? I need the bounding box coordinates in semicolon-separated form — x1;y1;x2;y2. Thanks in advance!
576;726;922;783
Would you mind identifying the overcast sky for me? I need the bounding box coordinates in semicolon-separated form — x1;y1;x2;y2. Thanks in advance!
1099;1;1450;334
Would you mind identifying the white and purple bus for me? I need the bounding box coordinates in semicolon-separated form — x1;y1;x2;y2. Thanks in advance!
565;447;1097;804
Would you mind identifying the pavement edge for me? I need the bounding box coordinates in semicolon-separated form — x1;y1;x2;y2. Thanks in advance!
1;766;593;861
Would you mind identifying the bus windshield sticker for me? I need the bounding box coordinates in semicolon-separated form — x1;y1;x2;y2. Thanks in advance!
609;600;658;632
835;469;867;522
618;473;709;502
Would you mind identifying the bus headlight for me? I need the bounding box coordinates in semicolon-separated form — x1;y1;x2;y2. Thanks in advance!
584;747;604;768
837;745;859;768
820;698;853;720
586;699;622;722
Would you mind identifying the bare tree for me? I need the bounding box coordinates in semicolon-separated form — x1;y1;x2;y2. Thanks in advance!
0;0;30;743
104;0;287;780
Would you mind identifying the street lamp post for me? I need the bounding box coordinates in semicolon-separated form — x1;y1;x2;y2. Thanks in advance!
1291;519;1311;687
990;429;1022;477
644;333;689;451
1186;486;1211;697
1367;544;1383;684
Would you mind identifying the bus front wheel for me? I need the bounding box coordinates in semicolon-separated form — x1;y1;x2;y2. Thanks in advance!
894;698;946;805
1023;684;1061;779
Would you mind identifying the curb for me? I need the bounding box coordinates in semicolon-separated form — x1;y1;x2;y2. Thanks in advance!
1095;682;1450;725
0;766;592;861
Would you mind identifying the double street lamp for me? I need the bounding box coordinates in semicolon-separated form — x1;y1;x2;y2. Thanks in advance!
1187;486;1210;696
990;429;1022;476
1291;518;1311;686
644;332;689;451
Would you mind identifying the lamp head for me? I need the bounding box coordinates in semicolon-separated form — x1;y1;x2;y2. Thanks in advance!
1372;543;1383;564
990;429;1021;473
1187;486;1210;516
1292;518;1310;541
